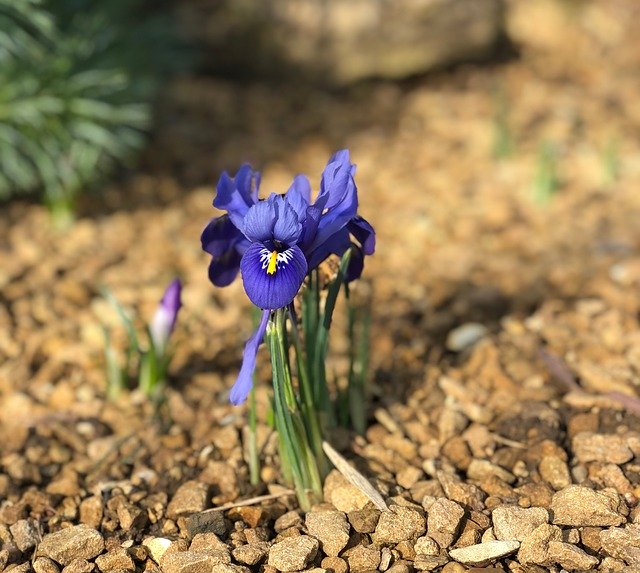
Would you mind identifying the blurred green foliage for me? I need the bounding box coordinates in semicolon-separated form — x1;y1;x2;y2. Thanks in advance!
0;0;185;223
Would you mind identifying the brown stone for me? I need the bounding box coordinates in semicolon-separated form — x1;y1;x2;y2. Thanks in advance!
491;506;549;542
61;559;94;573
372;506;426;545
37;526;105;566
116;502;147;531
426;498;464;548
550;486;625;527
600;525;640;565
79;497;103;529
167;482;210;519
95;549;135;572
448;540;519;566
546;541;599;570
517;524;562;566
343;544;381;573
347;508;380;533
320;556;348;573
305;510;350;557
538;456;571;491
33;557;60;573
267;535;319;572
572;433;633;465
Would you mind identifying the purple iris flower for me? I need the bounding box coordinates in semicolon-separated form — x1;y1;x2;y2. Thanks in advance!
149;278;182;354
201;150;375;404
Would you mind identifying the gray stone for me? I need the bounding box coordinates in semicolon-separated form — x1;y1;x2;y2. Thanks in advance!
448;540;520;566
305;510;350;557
372;506;426;545
267;535;319;572
186;511;227;538
446;323;488;352
10;519;39;552
426;498;464;548
551;486;625;527
492;506;549;542
37;526;104;566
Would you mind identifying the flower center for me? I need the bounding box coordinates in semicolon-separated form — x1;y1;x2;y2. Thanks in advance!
259;247;294;276
267;251;278;275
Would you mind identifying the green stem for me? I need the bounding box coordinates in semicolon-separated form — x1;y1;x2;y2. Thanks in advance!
268;308;322;510
287;307;329;478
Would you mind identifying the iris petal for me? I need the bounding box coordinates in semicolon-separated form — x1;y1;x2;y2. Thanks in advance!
229;309;270;405
243;199;276;243
318;149;357;210
286;175;311;222
240;243;308;309
346;244;364;282
348;215;376;255
273;196;302;245
308;174;358;253
209;248;242;287
201;215;243;257
213;165;259;230
307;227;351;271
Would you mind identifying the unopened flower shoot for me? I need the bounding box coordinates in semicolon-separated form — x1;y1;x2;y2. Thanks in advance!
102;278;182;400
202;150;375;508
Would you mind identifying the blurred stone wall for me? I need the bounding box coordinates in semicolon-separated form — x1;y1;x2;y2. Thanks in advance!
178;0;505;84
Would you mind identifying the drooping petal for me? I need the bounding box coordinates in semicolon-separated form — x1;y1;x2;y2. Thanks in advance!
348;215;376;255
286;175;311;222
213;165;259;230
149;278;182;353
208;248;242;287
273;195;302;245
201;215;243;257
306;227;351;271
345;244;364;282
240;243;308;309
229;309;270;405
242;198;276;243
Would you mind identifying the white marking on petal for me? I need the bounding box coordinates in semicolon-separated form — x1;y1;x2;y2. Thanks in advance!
257;246;296;274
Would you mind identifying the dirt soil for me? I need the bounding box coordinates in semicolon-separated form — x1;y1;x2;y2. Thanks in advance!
3;1;640;572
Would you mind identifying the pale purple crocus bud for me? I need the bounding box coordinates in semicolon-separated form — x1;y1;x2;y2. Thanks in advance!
149;278;182;354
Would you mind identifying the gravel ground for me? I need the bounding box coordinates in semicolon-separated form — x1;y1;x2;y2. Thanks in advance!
2;1;640;571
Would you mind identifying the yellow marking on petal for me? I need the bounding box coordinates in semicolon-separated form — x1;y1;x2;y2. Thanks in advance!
267;251;278;275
